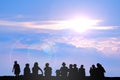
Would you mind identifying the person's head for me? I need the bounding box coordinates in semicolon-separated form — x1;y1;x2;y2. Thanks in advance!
69;64;73;68
45;63;49;67
14;61;17;64
97;63;101;67
62;62;66;66
81;65;84;68
92;65;96;68
26;63;29;67
74;64;77;68
34;62;38;66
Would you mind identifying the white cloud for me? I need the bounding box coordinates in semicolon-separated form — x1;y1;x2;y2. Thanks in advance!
13;35;120;57
52;37;120;56
0;19;116;30
1;19;119;57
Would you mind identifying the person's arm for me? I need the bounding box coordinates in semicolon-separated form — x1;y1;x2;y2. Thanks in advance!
18;65;21;73
102;67;106;73
39;67;43;75
12;65;15;72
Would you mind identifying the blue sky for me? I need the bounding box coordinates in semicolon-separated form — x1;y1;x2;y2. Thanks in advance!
0;0;120;77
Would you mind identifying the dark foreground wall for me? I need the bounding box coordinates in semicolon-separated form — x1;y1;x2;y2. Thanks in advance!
0;76;120;80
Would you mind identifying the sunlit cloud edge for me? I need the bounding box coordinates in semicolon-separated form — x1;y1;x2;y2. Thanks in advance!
0;19;117;31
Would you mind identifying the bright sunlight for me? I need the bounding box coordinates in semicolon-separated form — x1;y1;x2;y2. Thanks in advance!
58;17;101;33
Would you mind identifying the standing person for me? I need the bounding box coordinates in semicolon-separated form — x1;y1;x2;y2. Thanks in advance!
96;63;106;80
89;65;97;80
68;64;74;80
24;63;31;76
32;62;43;76
73;64;79;80
79;65;85;80
60;62;68;80
44;63;52;80
12;61;21;76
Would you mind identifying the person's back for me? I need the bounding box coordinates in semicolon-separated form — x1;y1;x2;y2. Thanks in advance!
60;63;68;77
90;65;97;79
96;63;106;80
44;63;52;77
56;69;61;77
12;61;20;76
24;63;30;76
73;64;78;80
60;67;68;76
60;62;68;80
79;65;85;80
56;69;61;80
32;64;39;75
68;64;74;80
32;62;43;76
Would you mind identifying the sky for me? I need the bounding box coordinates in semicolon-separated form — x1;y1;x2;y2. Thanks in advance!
0;0;120;77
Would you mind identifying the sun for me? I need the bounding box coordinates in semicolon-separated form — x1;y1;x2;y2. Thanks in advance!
59;17;99;33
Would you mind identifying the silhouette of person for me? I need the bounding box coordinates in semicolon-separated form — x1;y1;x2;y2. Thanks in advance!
89;64;97;80
56;69;61;77
24;63;31;76
68;64;74;80
96;63;106;80
56;69;61;80
73;64;79;80
12;61;21;76
60;62;68;80
44;63;52;80
32;62;43;76
79;65;85;80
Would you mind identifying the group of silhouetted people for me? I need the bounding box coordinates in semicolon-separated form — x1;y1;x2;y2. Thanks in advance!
12;61;52;80
55;63;86;80
12;61;106;80
89;63;106;80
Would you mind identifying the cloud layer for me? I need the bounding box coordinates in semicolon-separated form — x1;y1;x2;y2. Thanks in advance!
0;19;116;30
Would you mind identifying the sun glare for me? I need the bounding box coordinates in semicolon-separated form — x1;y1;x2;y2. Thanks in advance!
59;17;100;33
